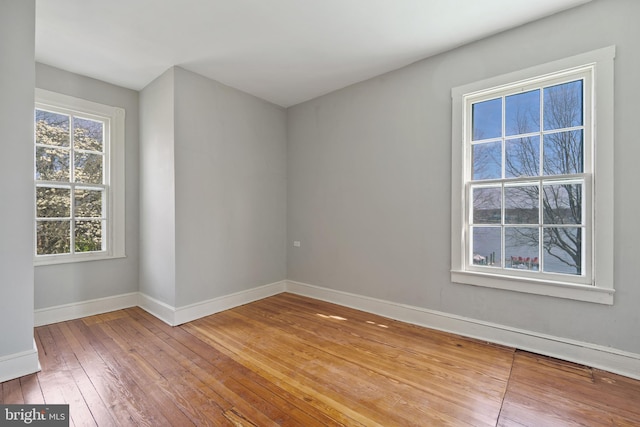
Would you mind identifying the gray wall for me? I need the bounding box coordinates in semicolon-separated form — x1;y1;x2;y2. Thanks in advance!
139;69;177;306
287;0;640;354
34;64;140;308
0;0;35;358
139;67;287;308
173;67;287;307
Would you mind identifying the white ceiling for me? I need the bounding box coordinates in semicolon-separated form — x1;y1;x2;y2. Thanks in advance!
35;0;591;108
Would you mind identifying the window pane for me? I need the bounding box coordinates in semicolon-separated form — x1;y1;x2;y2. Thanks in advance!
543;130;583;175
74;152;103;184
543;227;582;275
35;110;69;147
505;227;539;271
75;220;104;252
36;187;70;218
505;136;540;178
35;147;70;181
75;189;103;218
74;117;103;151
543;80;583;131
472;227;501;267
506;89;540;136
505;185;539;224
472;98;502;140
472;142;502;180
472;186;501;224
36;220;70;255
543;183;582;225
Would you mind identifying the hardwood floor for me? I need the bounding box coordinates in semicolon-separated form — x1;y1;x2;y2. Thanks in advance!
2;293;639;426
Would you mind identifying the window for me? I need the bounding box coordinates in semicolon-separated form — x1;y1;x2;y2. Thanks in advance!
34;89;125;265
451;47;615;304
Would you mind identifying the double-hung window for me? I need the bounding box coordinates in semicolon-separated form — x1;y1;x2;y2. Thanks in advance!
34;89;125;265
451;47;615;304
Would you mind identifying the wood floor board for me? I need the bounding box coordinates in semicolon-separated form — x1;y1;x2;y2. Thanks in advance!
51;325;117;427
122;310;326;427
59;320;141;427
71;317;192;426
188;309;505;426
509;351;640;416
123;307;330;427
246;295;514;387
36;323;91;421
184;318;376;427
46;322;112;427
104;314;275;426
225;296;511;425
96;319;222;425
1;378;24;404
261;294;515;380
496;415;534;427
498;388;637;427
160;325;346;426
500;351;640;426
18;374;44;405
2;293;638;426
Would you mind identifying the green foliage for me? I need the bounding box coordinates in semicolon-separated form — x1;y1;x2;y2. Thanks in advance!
35;117;105;255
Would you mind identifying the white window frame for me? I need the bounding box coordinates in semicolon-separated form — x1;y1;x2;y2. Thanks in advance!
451;46;615;304
34;89;125;265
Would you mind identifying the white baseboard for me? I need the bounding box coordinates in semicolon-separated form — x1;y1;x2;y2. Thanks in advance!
34;293;139;327
285;280;640;381
0;339;40;383
174;280;286;325
31;279;640;380
137;292;177;326
138;280;287;326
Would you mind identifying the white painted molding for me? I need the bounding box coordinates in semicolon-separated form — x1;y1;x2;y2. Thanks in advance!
285;280;640;381
31;279;640;380
174;280;286;325
36;281;287;328
0;339;40;383
139;280;287;326
137;292;177;326
34;293;138;327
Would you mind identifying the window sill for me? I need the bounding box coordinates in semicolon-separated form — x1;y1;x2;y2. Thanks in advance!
34;252;126;267
451;270;614;305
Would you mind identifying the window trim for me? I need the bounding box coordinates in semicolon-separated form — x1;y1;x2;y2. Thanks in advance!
451;46;615;304
34;89;126;265
465;68;592;284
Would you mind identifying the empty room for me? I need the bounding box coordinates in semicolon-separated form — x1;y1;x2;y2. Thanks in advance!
1;0;639;425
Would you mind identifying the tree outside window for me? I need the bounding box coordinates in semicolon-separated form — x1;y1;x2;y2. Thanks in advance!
35;108;106;256
469;79;586;277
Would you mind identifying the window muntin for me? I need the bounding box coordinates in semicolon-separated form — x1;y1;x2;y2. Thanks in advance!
451;46;614;304
34;89;125;265
465;70;591;285
35;108;107;256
